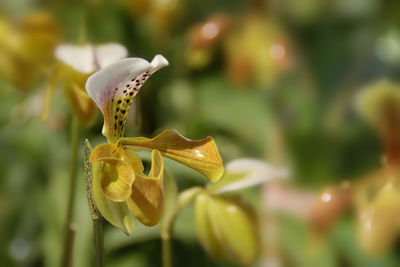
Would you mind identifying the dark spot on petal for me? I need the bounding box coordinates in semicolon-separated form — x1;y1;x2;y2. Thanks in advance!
116;107;119;112
121;110;126;114
123;90;127;93
129;92;134;96
119;120;123;126
117;100;122;104
126;99;130;103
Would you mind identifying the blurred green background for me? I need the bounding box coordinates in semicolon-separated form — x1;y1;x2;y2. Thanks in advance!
1;0;400;266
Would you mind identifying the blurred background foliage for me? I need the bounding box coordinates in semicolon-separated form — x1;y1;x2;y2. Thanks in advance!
1;0;400;266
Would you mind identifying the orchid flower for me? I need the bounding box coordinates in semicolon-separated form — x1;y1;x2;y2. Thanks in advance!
85;54;224;234
41;43;128;126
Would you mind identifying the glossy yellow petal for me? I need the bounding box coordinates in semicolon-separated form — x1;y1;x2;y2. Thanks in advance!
92;160;134;235
194;193;226;259
126;149;164;226
119;129;224;182
207;196;259;265
90;144;135;202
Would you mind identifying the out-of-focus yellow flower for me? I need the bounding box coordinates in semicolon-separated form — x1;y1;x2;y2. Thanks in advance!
42;43;128;127
355;169;400;255
354;80;400;254
223;15;293;86
185;14;231;69
124;0;179;33
85;55;224;234
356;79;400;166
194;193;258;265
0;12;60;90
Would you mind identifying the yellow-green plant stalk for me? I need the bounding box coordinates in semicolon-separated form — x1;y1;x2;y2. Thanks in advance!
84;54;224;246
84;139;104;267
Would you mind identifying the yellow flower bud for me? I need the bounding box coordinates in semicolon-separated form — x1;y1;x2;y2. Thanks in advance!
356;178;400;254
194;193;259;265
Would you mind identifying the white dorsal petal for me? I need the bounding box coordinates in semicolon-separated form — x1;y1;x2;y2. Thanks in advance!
215;159;289;194
95;43;128;69
86;58;151;108
55;43;128;74
55;44;96;73
85;55;168;142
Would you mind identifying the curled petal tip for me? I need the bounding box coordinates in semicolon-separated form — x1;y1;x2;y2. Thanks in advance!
150;54;169;72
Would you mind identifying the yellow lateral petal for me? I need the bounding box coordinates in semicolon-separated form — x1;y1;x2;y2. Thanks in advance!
66;82;98;127
126;149;164;226
90;144;135;202
119;129;224;182
63;67;98;127
92;160;134;235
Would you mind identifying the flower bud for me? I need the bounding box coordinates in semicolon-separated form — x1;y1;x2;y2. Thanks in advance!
194;193;259;265
356;180;400;254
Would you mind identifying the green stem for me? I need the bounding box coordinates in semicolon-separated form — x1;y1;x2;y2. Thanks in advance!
162;236;172;267
160;187;203;267
93;218;105;267
84;139;105;267
61;116;80;267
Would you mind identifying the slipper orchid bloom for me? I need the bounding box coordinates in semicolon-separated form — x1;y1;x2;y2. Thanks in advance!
85;55;224;234
41;43;128;126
